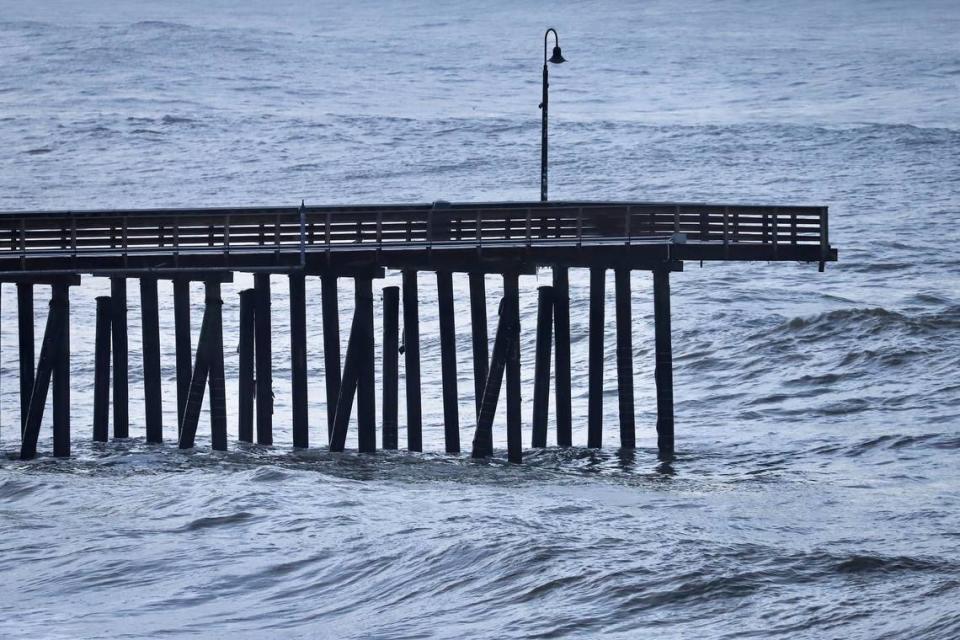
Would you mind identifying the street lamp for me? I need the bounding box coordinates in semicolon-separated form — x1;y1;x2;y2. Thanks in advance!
540;28;565;202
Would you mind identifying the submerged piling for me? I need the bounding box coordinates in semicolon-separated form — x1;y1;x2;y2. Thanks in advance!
355;277;377;453
51;281;70;458
504;273;522;463
469;273;488;418
615;269;636;449
173;279;191;432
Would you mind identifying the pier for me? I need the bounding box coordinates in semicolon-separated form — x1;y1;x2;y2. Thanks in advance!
0;200;836;461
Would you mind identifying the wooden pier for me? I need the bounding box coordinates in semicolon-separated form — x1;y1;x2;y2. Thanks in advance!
0;200;836;461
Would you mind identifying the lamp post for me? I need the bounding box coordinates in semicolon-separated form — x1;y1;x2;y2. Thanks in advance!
540;28;566;202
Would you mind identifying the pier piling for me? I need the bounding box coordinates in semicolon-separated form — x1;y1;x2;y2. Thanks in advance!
93;296;111;443
615;269;636;449
51;281;70;458
402;270;423;452
321;273;340;439
330;306;364;453
140;277;163;443
20;283;69;460
206;281;228;451
437;271;460;453
552;267;572;447
504;274;522;463
587;268;605;448
289;273;308;448
254;274;273;445
653;269;675;459
382;286;400;450
469;273;489;418
471;291;517;459
237;289;255;443
531;285;553;448
173;279;191;432
111;277;129;439
355;277;377;453
17;283;34;435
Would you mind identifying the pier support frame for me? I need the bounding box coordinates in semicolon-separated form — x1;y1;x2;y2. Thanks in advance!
653;269;675;459
471;283;519;459
178;280;227;450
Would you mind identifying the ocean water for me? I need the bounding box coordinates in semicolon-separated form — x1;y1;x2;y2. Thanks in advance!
1;0;959;637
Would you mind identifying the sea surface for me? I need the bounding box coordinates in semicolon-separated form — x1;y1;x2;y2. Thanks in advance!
1;0;959;637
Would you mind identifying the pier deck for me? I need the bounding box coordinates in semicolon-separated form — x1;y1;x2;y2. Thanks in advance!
0;200;836;461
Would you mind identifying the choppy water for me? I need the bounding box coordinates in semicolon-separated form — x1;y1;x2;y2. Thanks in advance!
1;0;959;637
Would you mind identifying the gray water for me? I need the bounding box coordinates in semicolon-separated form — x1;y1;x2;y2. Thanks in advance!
1;0;959;637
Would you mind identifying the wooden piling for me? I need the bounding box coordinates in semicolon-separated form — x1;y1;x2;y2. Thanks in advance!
531;285;554;448
552;267;572;447
329;309;364;452
615;269;636;449
173;278;191;431
382;286;400;450
587;268;605;448
504;273;522;463
321;273;340;439
653;269;675;459
20;290;65;459
468;273;488;417
140;277;163;443
237;288;255;443
178;297;211;450
289;272;309;448
254;273;273;445
402;269;423;452
17;283;34;435
355;277;377;453
111;277;129;439
93;296;111;443
471;291;517;458
437;271;460;453
206;280;228;451
51;281;70;458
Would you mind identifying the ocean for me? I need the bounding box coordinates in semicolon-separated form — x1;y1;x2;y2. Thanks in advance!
1;0;959;637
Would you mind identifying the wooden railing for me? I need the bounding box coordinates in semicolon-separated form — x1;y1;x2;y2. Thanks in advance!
0;201;829;259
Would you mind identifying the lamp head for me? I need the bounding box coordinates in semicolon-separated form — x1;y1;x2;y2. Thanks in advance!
548;45;566;64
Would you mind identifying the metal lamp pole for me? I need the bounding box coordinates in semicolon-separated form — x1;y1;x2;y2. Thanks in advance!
540;28;566;202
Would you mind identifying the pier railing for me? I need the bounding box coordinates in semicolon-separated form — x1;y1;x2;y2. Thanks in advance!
0;201;832;273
